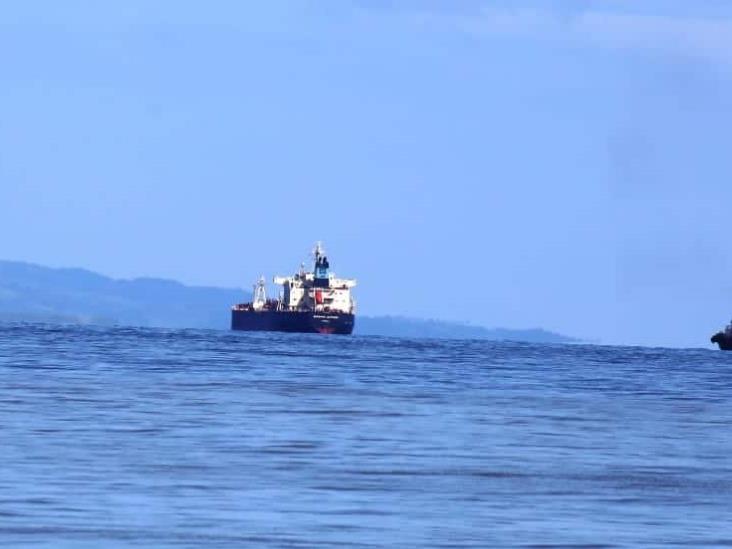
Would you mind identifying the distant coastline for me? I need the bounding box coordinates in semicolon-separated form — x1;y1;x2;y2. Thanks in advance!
355;316;576;343
0;260;577;343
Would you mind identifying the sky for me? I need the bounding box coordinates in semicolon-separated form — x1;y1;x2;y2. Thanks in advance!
2;1;732;347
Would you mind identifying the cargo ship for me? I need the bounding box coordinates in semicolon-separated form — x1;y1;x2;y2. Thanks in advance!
231;243;356;334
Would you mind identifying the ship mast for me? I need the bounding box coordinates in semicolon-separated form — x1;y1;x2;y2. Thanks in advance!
313;241;325;264
313;241;330;288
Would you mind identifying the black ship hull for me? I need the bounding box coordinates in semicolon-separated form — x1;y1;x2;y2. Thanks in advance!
711;331;732;350
231;310;355;335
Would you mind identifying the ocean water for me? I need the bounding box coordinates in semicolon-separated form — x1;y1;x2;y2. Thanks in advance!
1;324;731;548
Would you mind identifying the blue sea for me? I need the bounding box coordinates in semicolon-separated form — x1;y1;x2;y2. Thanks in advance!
1;323;731;548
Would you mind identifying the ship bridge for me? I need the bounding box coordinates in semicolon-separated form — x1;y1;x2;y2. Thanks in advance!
272;242;356;313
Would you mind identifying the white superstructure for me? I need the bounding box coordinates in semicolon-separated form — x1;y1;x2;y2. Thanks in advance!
273;242;357;314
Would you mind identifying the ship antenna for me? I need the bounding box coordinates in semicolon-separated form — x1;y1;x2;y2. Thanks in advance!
313;241;325;261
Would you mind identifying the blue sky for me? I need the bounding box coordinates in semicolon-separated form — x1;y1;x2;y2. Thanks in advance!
2;1;732;347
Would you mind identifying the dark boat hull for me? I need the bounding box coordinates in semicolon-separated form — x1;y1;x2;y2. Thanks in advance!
231;310;355;335
711;331;732;350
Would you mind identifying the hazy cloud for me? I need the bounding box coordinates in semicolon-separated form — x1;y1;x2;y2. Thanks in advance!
403;6;732;67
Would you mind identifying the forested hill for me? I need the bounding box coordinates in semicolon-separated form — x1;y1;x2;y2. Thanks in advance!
0;260;244;329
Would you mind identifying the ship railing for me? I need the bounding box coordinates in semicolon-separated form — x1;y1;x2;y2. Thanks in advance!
233;301;281;312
